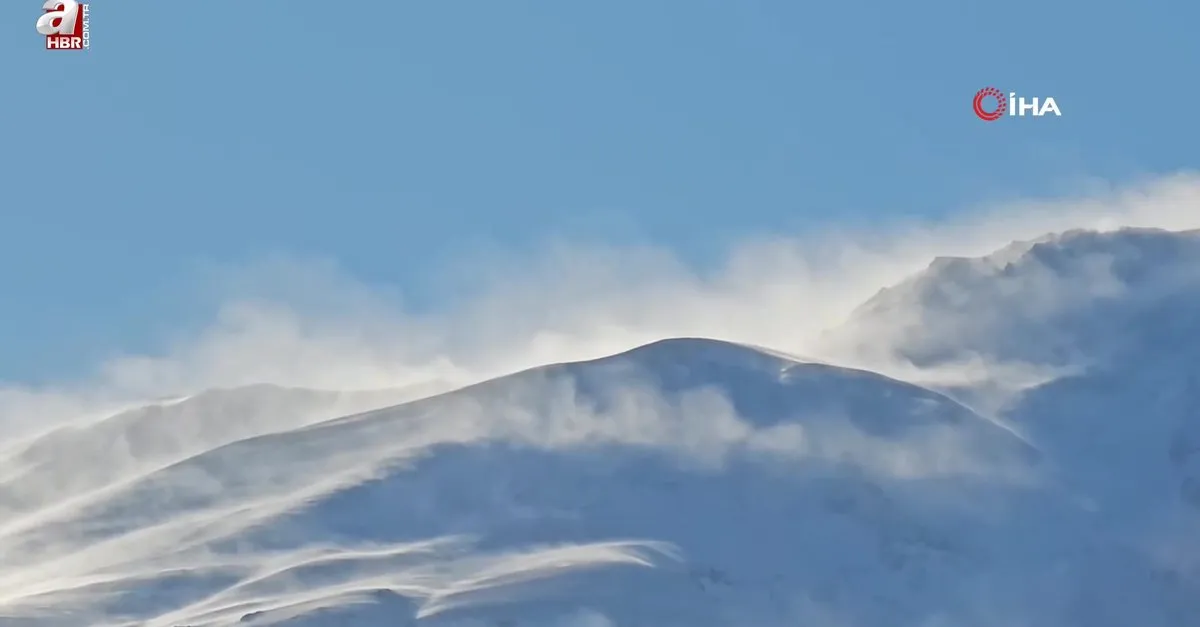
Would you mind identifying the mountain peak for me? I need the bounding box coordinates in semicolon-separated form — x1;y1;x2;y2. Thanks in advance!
829;227;1200;369
576;336;797;376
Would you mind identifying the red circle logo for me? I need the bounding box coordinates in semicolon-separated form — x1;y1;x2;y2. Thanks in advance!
973;87;1006;121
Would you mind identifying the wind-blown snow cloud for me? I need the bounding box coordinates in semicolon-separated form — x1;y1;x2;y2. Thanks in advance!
0;171;1192;464
7;172;1197;408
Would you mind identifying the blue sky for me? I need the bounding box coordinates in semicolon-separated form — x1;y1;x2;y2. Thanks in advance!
2;0;1197;384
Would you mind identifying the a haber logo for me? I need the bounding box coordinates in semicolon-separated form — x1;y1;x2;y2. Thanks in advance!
37;0;89;51
973;86;1060;122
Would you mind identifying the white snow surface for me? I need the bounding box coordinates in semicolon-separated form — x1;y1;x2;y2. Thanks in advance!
2;228;1200;626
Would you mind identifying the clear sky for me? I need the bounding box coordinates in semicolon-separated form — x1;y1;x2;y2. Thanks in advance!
2;0;1197;384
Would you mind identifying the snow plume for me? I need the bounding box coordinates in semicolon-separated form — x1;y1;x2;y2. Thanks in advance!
3;172;1197;407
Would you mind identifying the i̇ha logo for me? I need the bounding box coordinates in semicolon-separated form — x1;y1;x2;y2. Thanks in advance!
973;86;1060;121
37;0;89;51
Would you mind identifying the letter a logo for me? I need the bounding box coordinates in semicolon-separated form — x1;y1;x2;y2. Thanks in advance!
37;0;79;36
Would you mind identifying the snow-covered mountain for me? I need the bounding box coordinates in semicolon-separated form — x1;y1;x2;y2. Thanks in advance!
831;227;1200;370
3;228;1199;626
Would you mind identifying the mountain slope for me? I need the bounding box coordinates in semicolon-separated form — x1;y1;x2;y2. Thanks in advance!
0;339;1043;627
827;229;1200;511
826;227;1200;625
0;384;426;526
